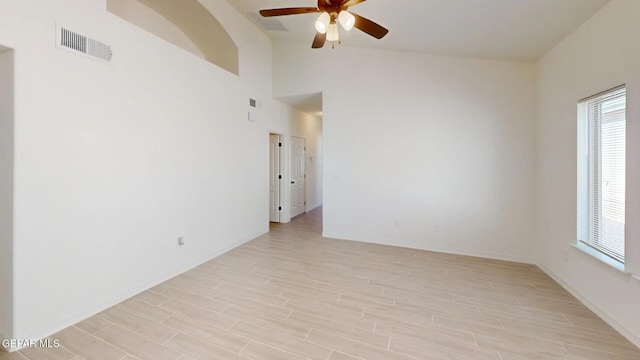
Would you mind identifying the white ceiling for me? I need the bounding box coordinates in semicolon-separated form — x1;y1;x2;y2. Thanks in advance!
228;0;610;113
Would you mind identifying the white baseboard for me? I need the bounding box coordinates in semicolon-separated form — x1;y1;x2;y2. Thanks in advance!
12;229;267;351
537;264;640;348
321;232;534;265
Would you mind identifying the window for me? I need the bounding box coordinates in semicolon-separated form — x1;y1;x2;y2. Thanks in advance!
577;85;626;263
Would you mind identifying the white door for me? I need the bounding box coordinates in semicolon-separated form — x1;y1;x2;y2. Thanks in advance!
290;136;306;218
269;134;281;222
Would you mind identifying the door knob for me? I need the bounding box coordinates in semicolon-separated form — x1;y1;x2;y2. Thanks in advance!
291;181;295;184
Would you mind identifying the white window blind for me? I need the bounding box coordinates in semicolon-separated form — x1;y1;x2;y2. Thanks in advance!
577;85;626;263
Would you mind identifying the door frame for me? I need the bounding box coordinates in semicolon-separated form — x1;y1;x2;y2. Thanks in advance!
290;136;306;218
269;133;283;223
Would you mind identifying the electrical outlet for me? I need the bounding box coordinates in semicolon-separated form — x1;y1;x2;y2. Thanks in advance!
178;237;185;246
433;225;440;232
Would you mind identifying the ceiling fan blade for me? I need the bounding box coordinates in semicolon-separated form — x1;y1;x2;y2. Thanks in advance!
312;32;327;48
351;12;389;39
259;7;319;17
343;0;366;7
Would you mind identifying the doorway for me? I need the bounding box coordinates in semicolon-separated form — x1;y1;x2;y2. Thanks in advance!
269;133;282;223
290;136;306;218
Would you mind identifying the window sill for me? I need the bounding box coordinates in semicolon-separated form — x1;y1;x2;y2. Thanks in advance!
572;242;625;273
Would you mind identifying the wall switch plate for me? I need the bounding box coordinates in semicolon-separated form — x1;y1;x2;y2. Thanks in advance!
178;237;185;246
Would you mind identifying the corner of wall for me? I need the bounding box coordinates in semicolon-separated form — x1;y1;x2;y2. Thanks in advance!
0;47;14;346
537;263;640;348
533;0;640;346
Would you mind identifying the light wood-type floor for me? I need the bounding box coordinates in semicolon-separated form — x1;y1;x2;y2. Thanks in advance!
2;208;640;359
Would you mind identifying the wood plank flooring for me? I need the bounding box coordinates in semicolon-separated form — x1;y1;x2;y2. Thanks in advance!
2;207;639;359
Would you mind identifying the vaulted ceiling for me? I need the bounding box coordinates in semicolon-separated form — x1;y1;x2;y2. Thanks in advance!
228;0;609;114
229;0;609;62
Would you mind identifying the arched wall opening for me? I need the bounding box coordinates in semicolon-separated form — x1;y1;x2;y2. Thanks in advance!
107;0;239;75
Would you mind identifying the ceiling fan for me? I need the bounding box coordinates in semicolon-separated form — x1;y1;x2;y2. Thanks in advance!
259;0;389;49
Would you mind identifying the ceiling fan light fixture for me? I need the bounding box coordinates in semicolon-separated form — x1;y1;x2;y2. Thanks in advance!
258;1;389;49
327;22;340;42
315;12;330;34
338;11;355;31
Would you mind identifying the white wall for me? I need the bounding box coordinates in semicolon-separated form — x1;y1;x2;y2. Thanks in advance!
0;0;277;343
0;48;14;342
83;0;105;10
536;0;640;346
274;41;536;262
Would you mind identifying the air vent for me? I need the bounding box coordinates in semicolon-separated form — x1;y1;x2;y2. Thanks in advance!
249;13;288;31
57;26;112;64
